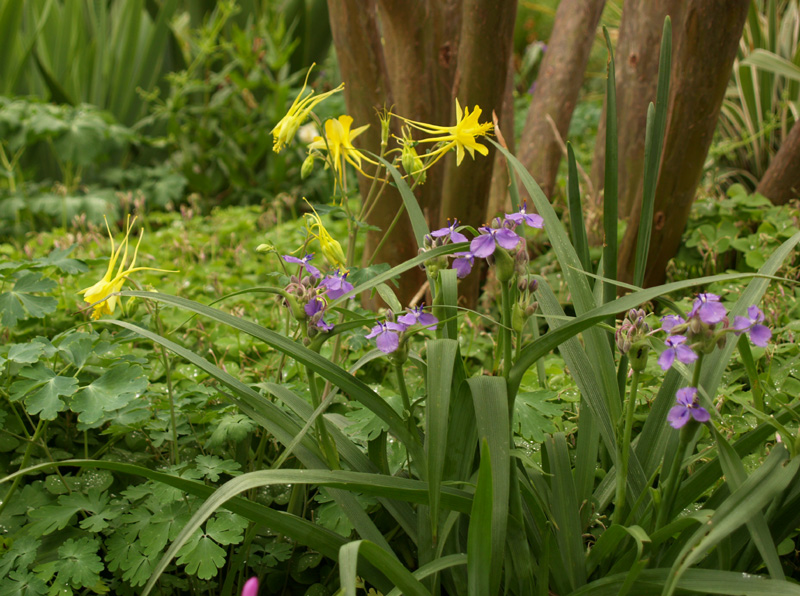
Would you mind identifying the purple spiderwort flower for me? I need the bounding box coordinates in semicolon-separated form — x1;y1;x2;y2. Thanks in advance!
397;304;438;329
242;577;259;596
658;335;698;371
366;321;408;354
304;297;333;331
282;253;320;278
734;305;771;347
689;293;727;325
661;314;686;334
667;387;710;429
505;201;544;229
452;252;474;278
431;219;469;244
320;269;353;300
470;226;520;258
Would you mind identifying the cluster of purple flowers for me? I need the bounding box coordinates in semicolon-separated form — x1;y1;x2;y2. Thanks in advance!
282;253;353;333
420;203;544;279
655;293;773;430
658;293;771;372
367;304;438;354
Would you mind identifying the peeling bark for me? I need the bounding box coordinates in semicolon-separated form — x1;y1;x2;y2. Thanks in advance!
617;0;750;287
756;119;800;205
517;0;606;200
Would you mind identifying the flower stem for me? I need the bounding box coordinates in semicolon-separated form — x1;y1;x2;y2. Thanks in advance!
654;353;705;532
500;281;513;379
531;318;547;389
614;368;640;525
0;419;45;518
155;304;180;466
306;366;340;470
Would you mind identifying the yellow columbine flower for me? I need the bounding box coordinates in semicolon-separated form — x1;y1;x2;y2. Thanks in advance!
303;198;346;269
308;115;376;189
271;64;344;153
396;98;493;168
79;215;174;320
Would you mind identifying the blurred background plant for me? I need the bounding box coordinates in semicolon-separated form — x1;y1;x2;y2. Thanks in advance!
715;0;800;189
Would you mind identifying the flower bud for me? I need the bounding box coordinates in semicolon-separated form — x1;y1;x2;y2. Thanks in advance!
525;302;538;316
301;154;315;179
629;340;650;372
401;143;426;185
517;277;529;293
494;246;516;283
528;279;539;293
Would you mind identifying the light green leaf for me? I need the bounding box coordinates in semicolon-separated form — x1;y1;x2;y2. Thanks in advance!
71;363;148;424
0;273;57;328
7;342;46;364
9;364;78;419
176;534;227;580
194;455;241;483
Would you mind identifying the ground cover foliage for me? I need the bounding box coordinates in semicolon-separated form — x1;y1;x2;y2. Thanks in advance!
2;2;800;596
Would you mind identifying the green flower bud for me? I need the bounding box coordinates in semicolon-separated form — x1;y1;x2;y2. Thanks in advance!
301;154;315;179
512;302;527;333
629;340;650;372
494;247;516;283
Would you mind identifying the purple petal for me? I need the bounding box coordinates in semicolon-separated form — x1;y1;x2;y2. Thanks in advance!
661;315;685;333
505;212;524;225
316;318;333;332
747;305;764;323
397;312;417;326
749;324;771;347
495;228;521;250
305;263;321;278
365;324;383;339
450;230;469;244
698;301;727;325
376;331;399;353
283;255;304;265
676;387;698;406
668;405;690;429
470;234;496;258
431;227;451;238
304;298;324;317
386;322;408;333
666;335;687;347
733;316;751;333
453;258;472;278
691;407;710;423
523;213;544;228
675;344;698;365
417;313;438;328
658;349;676;371
242;577;259;596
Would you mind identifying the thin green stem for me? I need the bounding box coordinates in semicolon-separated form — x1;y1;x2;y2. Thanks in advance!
306;366;340;470
614;368;640;525
367;203;407;267
394;363;413;421
500;282;513;379
0;420;45;518
654;353;705;532
155;305;180;466
531;318;547;389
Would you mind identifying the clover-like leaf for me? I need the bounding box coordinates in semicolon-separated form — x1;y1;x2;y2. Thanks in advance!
205;511;248;546
53;537;104;587
9;363;78;420
0;536;41;577
194;455;242;483
205;413;256;447
32;246;88;274
176;534;227;580
7;342;46;365
0;569;48;596
71;363;148;425
513;390;564;443
0;273;58;328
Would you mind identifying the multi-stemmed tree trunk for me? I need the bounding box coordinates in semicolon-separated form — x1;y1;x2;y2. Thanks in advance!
756;118;800;205
516;0;606;201
326;0;517;305
617;0;750;286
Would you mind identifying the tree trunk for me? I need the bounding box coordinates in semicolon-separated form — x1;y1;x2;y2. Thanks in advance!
327;0;426;304
516;0;606;200
439;0;517;303
590;0;686;220
487;51;517;219
756;118;800;205
617;0;750;287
